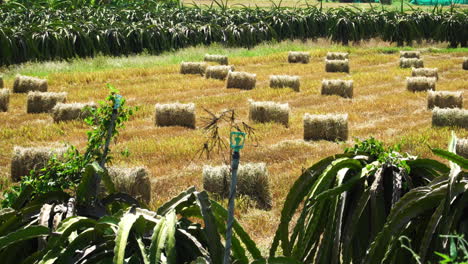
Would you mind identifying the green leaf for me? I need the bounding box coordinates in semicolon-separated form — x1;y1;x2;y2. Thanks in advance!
113;210;139;264
250;257;303;264
431;148;468;170
0;225;49;251
76;162;105;207
149;218;167;264
165;211;177;263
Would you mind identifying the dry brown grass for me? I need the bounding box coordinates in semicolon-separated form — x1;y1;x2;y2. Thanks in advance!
0;42;467;251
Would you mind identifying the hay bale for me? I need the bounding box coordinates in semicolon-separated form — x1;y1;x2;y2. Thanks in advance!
205;65;235;80
427;91;463;109
0;89;9;112
107;166;151;204
180;62;207;75
51;102;96;122
325;59;350;73
204;54;228;65
463;58;468;70
13;75;48;93
326;52;349;60
412;67;439;80
321;79;353;98
406;77;436;92
203;163;272;210
27;91;67;113
288;52;310;64
226;71;256;90
155;102;196;128
400;58;424;68
10;146;67;182
400;51;421;59
432;107;468;128
303;113;348;141
269;75;300;92
456;138;468;158
248;99;289;126
0;76;3;88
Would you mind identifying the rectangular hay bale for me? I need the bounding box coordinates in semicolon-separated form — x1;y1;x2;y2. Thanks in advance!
427;91;463;109
51;102;96;122
400;58;424;68
269;75;300;92
325;59;349;73
321;79;353;98
107;166;151;204
288;51;310;64
412;67;438;80
456;138;468;158
463;58;468;70
400;51;421;59
27;91;67;113
13;75;48;93
155;102;196;128
205;65;235;80
0;75;3;88
226;71;256;90
406;77;436;92
304;113;348;141
203;163;272;209
204;54;228;65
180;62;207;75
248;99;289;126
0;88;9;112
432;107;468;128
10;146;67;181
326;52;349;60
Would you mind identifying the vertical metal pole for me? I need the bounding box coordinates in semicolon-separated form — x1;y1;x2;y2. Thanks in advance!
223;150;240;264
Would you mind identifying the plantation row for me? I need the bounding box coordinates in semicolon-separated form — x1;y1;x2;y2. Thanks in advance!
0;1;467;65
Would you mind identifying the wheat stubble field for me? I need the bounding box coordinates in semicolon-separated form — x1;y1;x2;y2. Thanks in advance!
0;40;467;250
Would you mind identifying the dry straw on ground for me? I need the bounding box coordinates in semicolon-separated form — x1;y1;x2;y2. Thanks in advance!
155;102;196;128
456;139;468;158
303;113;348;141
432;107;468;128
226;71;256;90
205;65;235;80
248;99;290;126
288;51;310;64
180;62;207;75
463;58;468;70
51;102;95;122
406;77;436;92
412;67;439;80
269;75;300;91
0;89;9;112
321;79;353;98
203;162;272;210
27;91;67;113
326;52;349;60
325;59;350;73
400;58;424;68
10;146;67;181
13;75;48;93
427;91;463;109
204;54;228;65
400;51;421;59
107;166;151;204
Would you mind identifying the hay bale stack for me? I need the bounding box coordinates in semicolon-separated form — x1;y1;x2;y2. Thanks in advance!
0;89;9;112
432;107;468;128
226;71;256;90
326;52;349;60
180;62;207;75
204;54;228;65
456;139;468;158
321;79;353;98
288;52;310;64
51;102;95;122
13;75;48;93
205;65;235;80
269;75;300;92
107;166;151;204
463;58;468;70
304;113;348;141
400;51;421;59
406;77;436;92
155;102;196;128
325;59;350;73
248;100;289;126
400;58;424;68
27;91;67;113
203;163;272;210
427;91;463;109
412;67;439;80
10;146;66;181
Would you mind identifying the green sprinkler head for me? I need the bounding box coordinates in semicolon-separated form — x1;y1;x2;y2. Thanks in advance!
230;131;246;152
